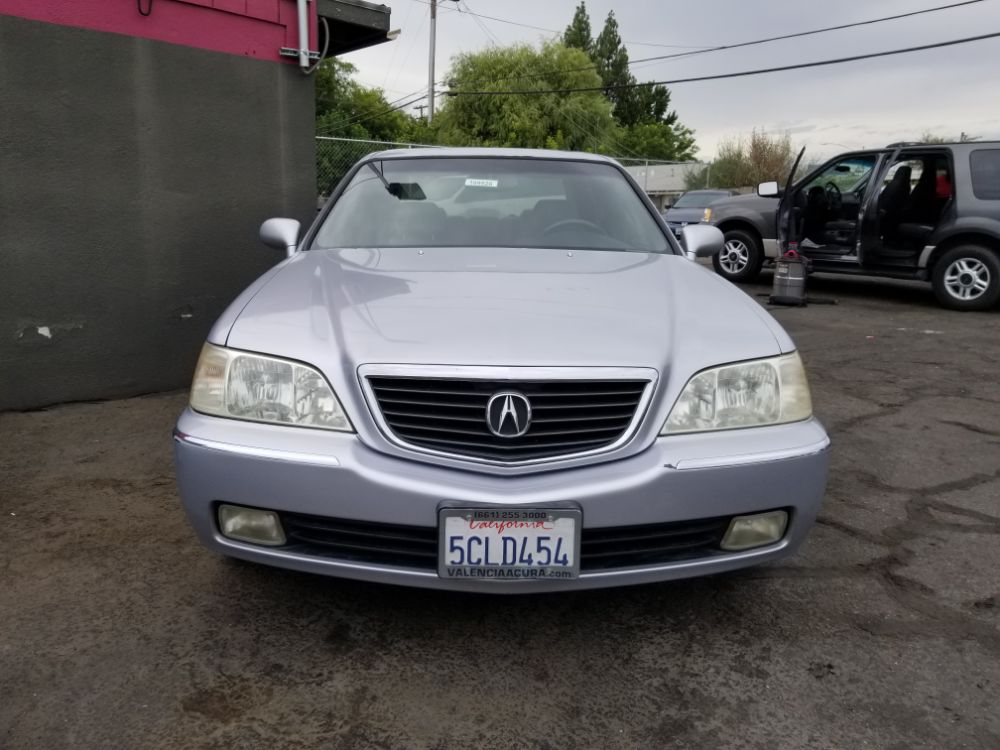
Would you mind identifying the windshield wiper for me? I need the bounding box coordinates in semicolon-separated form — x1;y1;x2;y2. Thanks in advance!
366;160;392;193
365;161;426;201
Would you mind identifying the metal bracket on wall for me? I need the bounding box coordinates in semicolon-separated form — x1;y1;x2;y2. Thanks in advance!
279;48;321;61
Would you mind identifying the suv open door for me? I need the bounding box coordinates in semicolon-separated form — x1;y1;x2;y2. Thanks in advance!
775;149;888;264
774;147;806;254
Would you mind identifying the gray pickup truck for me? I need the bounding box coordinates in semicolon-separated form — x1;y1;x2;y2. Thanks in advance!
704;141;1000;310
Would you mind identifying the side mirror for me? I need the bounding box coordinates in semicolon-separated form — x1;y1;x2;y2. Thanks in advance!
259;218;301;257
757;181;780;197
679;224;724;260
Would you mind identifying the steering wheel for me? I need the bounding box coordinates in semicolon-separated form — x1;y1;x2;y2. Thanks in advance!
542;218;607;237
824;182;842;213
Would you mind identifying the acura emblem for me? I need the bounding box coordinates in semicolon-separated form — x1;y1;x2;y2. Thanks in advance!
485;391;532;438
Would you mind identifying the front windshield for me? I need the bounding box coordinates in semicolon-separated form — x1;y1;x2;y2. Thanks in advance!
803;156;877;193
671;191;727;209
312;157;670;253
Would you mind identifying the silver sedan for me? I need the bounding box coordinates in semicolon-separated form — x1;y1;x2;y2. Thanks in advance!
174;148;829;592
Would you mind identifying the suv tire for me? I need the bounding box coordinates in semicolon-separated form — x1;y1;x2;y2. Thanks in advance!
931;245;1000;311
713;228;765;283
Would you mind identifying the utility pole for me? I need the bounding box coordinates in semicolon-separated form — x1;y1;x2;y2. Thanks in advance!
413;103;428;120
428;0;437;122
427;0;458;123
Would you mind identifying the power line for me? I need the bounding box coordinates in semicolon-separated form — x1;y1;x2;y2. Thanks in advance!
460;4;711;49
626;0;987;68
446;30;1000;96
459;0;501;46
335;92;434;130
409;0;710;50
408;0;461;13
381;0;415;89
317;85;434;134
455;6;649;160
448;0;986;89
388;7;429;95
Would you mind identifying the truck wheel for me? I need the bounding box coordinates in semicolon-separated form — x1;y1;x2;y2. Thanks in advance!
931;245;1000;311
712;229;764;283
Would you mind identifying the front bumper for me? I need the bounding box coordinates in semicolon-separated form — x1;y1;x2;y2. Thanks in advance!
174;408;829;592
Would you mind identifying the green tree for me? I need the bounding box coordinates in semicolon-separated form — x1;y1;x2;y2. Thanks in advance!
616;122;697;162
592;11;636;125
685;129;794;190
314;58;423;194
314;58;410;142
563;2;593;56
434;42;616;151
565;7;695;159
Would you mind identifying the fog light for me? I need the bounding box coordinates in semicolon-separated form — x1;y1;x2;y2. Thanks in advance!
721;510;788;551
218;504;286;546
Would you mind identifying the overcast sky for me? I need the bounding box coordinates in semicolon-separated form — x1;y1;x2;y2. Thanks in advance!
340;0;1000;161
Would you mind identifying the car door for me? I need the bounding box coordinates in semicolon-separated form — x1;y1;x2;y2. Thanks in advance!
778;151;880;261
855;149;902;265
775;148;806;253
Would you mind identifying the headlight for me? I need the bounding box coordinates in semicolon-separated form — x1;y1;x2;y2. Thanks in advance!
702;207;713;222
189;344;352;431
661;352;812;435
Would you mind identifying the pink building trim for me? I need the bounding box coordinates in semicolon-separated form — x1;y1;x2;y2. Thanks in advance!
0;0;316;63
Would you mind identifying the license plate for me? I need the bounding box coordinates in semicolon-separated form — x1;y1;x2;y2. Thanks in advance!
438;508;581;580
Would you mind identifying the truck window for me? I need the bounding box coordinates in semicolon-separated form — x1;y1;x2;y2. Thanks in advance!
969;149;1000;199
804;156;877;194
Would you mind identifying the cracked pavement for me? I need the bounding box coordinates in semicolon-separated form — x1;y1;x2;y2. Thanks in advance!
1;273;999;749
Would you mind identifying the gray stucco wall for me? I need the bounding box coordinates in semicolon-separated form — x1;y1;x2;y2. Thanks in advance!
0;15;316;411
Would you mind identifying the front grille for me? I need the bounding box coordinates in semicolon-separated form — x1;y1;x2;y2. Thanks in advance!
279;512;730;572
580;516;730;570
366;376;649;463
282;514;437;569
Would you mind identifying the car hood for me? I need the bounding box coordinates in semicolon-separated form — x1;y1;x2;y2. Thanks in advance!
713;193;777;210
663;207;705;224
222;247;793;436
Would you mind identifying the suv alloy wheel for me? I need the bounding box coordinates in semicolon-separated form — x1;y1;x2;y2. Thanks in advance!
932;245;1000;311
712;228;765;283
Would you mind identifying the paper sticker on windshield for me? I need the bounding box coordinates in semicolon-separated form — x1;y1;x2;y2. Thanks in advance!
465;178;499;188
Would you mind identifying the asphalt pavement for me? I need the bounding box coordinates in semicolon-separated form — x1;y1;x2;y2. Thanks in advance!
2;272;999;749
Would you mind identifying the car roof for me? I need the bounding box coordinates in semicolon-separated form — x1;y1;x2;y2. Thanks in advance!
894;140;1000;149
362;147;619;163
807;141;1000;160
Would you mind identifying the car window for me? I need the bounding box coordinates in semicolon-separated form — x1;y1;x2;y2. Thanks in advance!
970;149;1000;199
311;157;670;253
882;159;923;188
804;156;877;194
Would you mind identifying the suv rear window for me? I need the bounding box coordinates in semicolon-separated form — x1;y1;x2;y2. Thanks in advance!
969;149;1000;199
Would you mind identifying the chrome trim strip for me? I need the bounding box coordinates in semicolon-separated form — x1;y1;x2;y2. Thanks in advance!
917;244;936;269
580;539;788;578
357;364;658;468
174;432;341;467
670;435;830;470
215;534;786;580
218;537;440;577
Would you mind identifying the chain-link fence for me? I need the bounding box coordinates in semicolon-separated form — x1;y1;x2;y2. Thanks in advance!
316;136;707;210
316;136;441;201
615;158;708;209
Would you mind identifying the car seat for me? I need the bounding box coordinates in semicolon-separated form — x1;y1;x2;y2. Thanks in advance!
878;165;911;242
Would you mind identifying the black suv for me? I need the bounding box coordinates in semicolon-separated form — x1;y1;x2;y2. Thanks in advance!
704;142;1000;310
